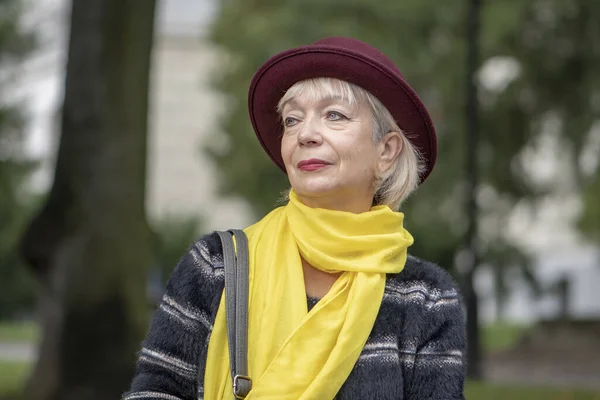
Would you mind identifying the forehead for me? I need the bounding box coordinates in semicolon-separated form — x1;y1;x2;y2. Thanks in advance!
278;78;367;113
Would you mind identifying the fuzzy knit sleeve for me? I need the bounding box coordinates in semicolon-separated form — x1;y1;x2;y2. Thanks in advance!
401;257;467;400
123;235;225;400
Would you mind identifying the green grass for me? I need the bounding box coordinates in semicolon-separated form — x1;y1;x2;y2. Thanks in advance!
466;382;600;399
0;361;30;398
0;322;36;400
0;321;38;343
482;322;529;352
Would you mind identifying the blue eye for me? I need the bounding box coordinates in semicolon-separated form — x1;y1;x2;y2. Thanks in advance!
327;111;346;121
284;117;298;127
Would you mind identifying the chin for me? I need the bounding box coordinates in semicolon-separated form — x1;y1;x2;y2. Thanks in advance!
292;182;339;200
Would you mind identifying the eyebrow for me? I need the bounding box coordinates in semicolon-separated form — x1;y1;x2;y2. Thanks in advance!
280;94;351;113
279;98;299;112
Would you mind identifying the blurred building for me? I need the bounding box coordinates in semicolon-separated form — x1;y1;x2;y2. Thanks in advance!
148;35;253;230
476;246;600;324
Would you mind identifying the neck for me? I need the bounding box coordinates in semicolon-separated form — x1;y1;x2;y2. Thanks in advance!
294;190;374;214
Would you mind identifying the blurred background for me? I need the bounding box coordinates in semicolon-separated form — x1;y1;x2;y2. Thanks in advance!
0;0;599;399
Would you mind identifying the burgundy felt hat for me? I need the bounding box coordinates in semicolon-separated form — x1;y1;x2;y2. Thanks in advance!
248;36;437;183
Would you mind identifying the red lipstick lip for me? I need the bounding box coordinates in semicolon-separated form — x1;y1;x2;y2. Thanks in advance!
297;159;331;170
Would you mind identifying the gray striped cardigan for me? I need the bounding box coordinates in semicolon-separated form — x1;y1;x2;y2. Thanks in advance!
124;232;466;399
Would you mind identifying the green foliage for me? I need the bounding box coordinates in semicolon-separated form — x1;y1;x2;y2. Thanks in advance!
482;323;530;353
151;215;204;282
0;320;39;343
483;0;600;239
0;0;37;320
0;1;35;64
0;361;30;397
579;174;600;242
0;158;38;319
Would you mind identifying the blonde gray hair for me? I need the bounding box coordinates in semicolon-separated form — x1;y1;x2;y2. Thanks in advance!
277;77;425;210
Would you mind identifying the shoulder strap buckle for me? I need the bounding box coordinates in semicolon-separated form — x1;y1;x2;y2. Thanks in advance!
233;374;252;399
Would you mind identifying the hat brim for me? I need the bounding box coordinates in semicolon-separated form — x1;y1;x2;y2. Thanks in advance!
248;44;437;183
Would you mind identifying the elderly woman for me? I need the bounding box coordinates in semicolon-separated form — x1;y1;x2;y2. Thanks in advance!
125;37;466;400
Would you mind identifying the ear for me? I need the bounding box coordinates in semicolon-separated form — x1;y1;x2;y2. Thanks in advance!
377;131;403;174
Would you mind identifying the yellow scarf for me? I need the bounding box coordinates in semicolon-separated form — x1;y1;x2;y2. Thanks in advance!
205;190;413;399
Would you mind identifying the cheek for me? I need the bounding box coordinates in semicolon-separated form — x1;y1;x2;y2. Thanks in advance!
280;136;294;164
342;136;376;164
346;144;378;178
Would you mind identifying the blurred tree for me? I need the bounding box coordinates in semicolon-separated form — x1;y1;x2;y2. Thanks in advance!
0;0;37;320
486;242;541;320
152;215;204;284
19;1;156;399
141;215;205;309
462;0;483;378
206;0;599;381
484;0;600;237
579;174;600;242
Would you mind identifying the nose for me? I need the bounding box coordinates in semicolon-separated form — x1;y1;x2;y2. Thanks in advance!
297;114;323;147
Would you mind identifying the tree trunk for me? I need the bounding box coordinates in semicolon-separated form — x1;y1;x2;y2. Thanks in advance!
20;1;156;399
464;270;482;379
463;0;483;380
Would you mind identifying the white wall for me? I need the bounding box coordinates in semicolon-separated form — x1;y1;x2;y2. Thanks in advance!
147;36;253;230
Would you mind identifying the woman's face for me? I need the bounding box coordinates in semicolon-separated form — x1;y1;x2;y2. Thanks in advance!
280;93;381;213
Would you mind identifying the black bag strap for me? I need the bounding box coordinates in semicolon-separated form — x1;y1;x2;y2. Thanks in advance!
216;230;252;399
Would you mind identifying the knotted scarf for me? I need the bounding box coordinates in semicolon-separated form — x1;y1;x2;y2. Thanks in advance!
204;190;413;399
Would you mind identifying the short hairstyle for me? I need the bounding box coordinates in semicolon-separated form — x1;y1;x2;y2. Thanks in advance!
277;77;425;210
